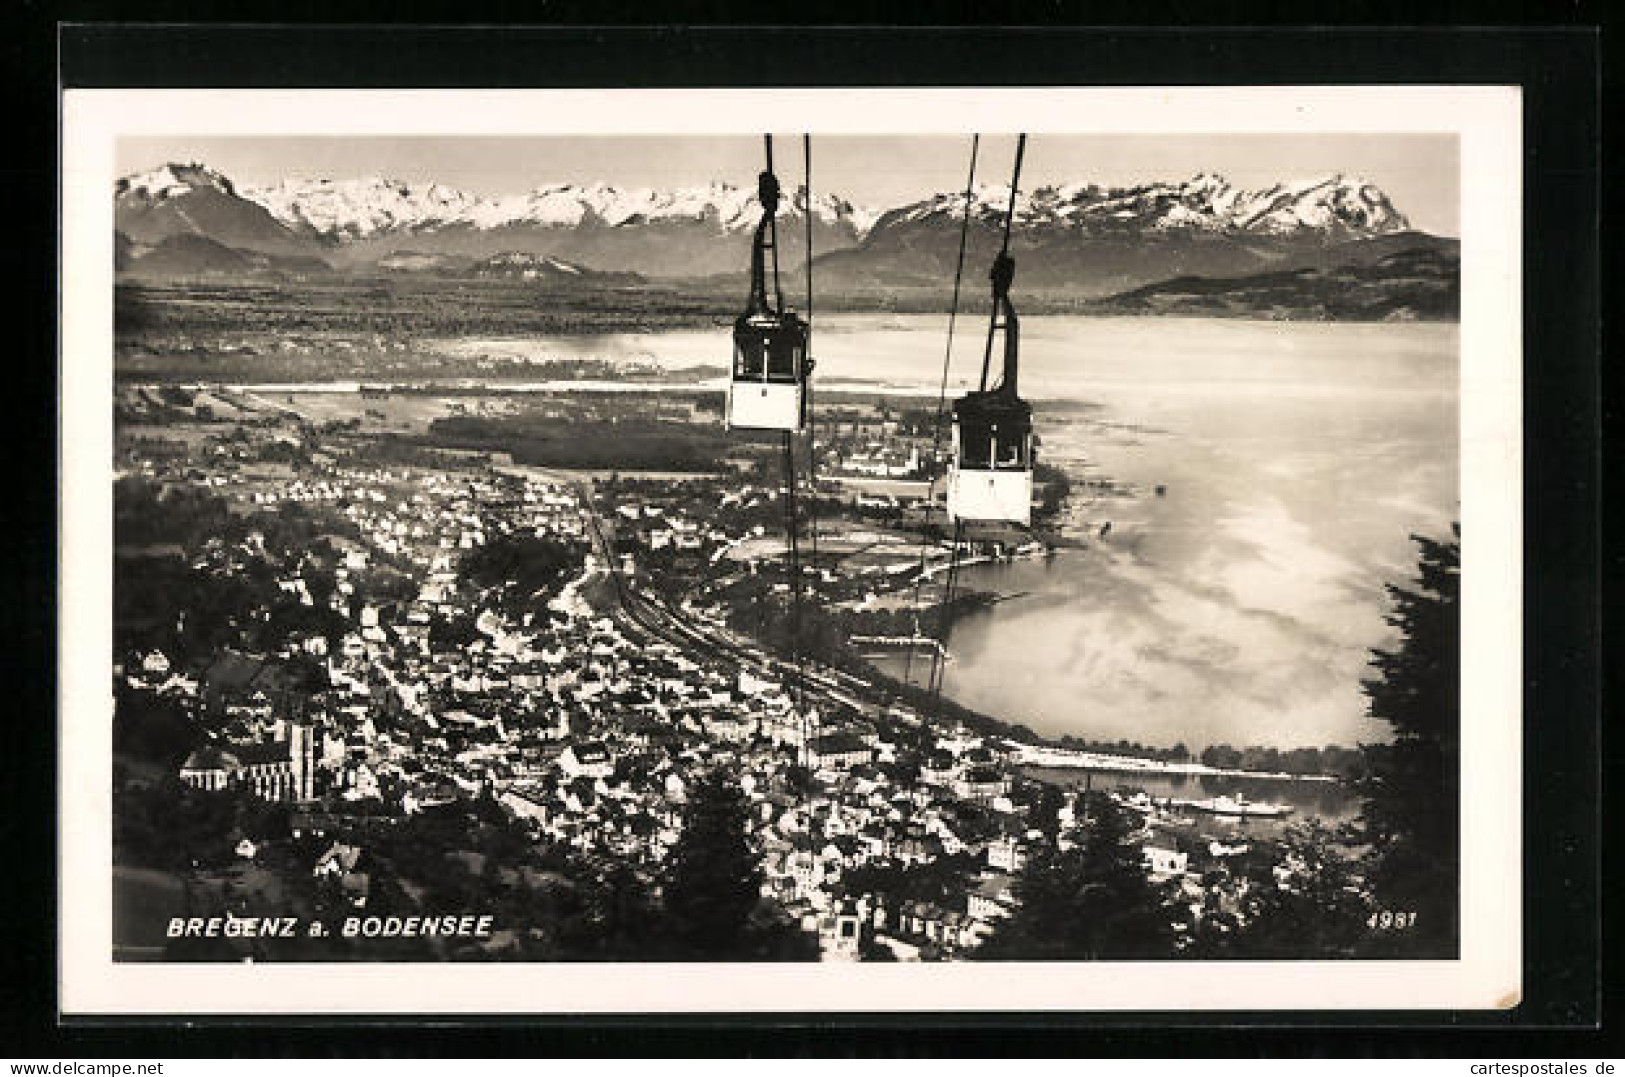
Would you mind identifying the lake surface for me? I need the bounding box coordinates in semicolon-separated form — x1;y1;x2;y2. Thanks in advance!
458;314;1459;752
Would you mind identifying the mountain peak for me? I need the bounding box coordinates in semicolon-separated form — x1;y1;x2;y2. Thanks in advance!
115;161;238;201
1236;172;1409;234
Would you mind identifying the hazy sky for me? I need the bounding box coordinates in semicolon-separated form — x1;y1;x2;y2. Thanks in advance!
119;134;1459;236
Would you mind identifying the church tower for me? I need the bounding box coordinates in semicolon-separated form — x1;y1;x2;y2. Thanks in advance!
288;721;316;802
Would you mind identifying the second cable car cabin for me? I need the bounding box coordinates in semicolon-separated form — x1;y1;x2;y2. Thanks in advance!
946;250;1034;526
727;166;813;433
947;391;1033;526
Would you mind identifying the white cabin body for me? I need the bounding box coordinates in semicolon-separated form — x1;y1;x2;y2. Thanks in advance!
728;378;805;433
947;419;1033;526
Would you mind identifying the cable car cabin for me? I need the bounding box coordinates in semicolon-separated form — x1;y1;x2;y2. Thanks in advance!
728;310;810;433
947;390;1033;526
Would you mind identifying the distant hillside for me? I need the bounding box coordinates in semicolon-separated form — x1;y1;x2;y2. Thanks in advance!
466;252;646;286
808;226;1459;303
120;233;333;279
1086;243;1460;320
370;250;477;274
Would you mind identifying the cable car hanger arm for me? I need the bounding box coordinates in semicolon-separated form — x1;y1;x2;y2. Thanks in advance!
978;133;1027;397
988;251;1020;399
746;169;783;317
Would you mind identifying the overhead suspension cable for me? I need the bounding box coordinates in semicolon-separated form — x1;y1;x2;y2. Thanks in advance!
925;518;966;699
902;133;979;690
802;134;822;593
759;133;808;765
999;135;1026;254
927;133;1026;706
783;426;804;717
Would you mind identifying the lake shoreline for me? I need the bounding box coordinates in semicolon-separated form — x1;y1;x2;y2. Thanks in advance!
1008;741;1340;783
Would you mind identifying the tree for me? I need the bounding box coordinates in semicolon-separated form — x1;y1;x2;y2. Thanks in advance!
1358;525;1460;957
661;770;765;959
556;862;662;961
460;534;578;614
1227;824;1370;959
977;791;1175;960
1023;783;1064;840
428;613;482;650
112;686;199;767
1179;868;1247;958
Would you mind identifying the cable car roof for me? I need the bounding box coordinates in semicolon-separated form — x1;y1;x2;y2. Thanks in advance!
952;387;1032;418
736;310;805;327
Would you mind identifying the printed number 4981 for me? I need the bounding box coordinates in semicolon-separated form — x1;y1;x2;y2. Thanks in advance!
1367;910;1417;929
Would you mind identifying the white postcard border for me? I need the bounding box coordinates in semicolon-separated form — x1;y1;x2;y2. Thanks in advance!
60;85;1522;1014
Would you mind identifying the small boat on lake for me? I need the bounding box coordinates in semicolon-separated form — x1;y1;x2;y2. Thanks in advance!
1178;795;1294;819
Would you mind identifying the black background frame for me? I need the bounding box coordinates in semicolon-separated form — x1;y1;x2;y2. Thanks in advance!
6;14;1605;1058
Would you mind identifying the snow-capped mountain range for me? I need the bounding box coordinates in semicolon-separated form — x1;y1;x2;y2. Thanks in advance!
882;171;1409;238
237;173;880;242
114;161;1441;294
120;161;1405;244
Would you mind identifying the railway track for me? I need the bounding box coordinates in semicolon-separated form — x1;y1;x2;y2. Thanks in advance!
575;481;876;722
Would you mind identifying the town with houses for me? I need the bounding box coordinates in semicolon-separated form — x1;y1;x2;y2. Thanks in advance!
110;387;1362;964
